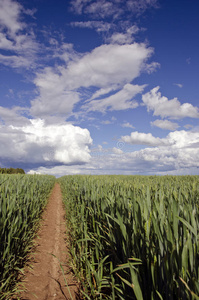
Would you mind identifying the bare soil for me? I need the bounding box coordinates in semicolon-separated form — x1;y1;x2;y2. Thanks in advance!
18;183;79;300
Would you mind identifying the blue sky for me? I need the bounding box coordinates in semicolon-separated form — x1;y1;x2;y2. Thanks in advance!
0;0;199;176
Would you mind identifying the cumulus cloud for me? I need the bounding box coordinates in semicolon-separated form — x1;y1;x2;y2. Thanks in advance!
0;106;30;126
151;119;179;130
28;129;199;176
30;74;80;119
31;43;157;118
0;119;92;167
142;86;199;119
112;147;123;154
87;129;199;174
66;43;155;88
122;129;199;149
122;131;168;146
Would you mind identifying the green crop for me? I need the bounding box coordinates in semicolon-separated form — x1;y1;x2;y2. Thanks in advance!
0;174;55;299
59;175;199;300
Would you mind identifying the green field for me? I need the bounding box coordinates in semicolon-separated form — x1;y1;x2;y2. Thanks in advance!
0;174;55;299
0;174;199;299
59;175;199;299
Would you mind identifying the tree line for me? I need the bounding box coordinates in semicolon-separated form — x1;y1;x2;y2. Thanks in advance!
0;168;25;174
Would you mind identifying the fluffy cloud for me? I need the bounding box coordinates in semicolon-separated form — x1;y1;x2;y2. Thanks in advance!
0;106;30;126
0;0;38;68
106;25;140;44
0;0;24;35
30;81;80;120
28;134;199;176
112;147;123;154
31;42;157;118
122;129;199;148
28;128;199;176
66;43;155;88
0;119;92;167
84;84;145;113
151;119;179;130
142;87;199;119
122;131;167;146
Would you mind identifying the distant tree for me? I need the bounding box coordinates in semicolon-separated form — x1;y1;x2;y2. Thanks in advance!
0;167;25;174
16;168;25;174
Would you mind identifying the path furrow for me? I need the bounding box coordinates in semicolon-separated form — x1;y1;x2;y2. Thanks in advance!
19;183;79;300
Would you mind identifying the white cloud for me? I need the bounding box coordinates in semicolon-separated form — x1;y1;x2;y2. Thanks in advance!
112;147;123;154
121;122;135;129
174;83;183;88
28;128;199;176
151;119;179;131
122;129;199;149
0;106;30;126
0;0;24;35
71;21;113;32
84;84;145;113
122;131;167;146
0;119;92;166
71;0;120;18
0;53;34;69
127;0;158;14
66;43;156;88
101;116;117;125
184;124;193;129
106;25;140;44
88;85;119;101
70;0;158;18
108;32;132;44
31;42;157;118
0;0;38;68
142;86;199;119
30;72;80;119
101;120;111;125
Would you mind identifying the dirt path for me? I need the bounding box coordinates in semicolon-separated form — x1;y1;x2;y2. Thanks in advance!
19;183;79;300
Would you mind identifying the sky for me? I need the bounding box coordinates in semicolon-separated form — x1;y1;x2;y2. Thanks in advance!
0;0;199;177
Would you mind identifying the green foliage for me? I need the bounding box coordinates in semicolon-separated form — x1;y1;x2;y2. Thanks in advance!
0;174;55;299
58;175;199;300
0;168;25;174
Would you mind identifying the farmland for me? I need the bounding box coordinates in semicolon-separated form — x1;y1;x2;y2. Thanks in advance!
0;174;55;299
59;175;199;299
0;174;199;299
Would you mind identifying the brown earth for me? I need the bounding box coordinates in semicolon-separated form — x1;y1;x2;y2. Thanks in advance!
18;183;80;300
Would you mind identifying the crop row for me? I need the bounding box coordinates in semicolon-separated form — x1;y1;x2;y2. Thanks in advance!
59;175;199;300
0;174;55;299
